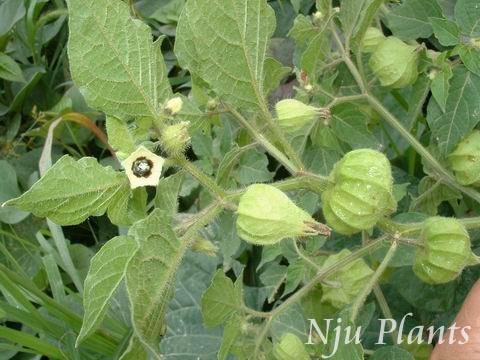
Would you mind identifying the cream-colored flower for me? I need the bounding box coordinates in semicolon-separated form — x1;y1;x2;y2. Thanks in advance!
164;97;183;116
123;146;165;189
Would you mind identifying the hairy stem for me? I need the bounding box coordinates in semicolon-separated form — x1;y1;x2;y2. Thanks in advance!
172;156;227;200
373;284;399;344
350;240;398;322
225;172;332;202
227;106;300;174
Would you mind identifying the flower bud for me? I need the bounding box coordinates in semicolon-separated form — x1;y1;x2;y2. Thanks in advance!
123;146;165;189
275;99;330;133
273;333;311;360
362;27;385;53
164;97;183;116
312;11;323;26
413;216;471;284
207;99;219;111
368;37;418;88
448;130;480;186
321;249;373;308
236;184;330;245
322;149;396;235
161;121;191;156
304;84;314;93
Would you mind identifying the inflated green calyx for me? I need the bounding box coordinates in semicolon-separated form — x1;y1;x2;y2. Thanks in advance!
363;27;386;53
413;216;471;284
236;184;330;245
321;149;396;235
448;130;480;186
275;99;330;133
369;36;418;88
321;249;373;308
273;333;311;360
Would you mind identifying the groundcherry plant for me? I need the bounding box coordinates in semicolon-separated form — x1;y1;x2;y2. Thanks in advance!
3;0;480;358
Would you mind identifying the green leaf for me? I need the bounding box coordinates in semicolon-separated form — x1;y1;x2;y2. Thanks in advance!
340;0;383;43
108;187;147;226
119;335;148;360
0;0;25;37
301;31;330;79
386;0;443;40
427;66;480;155
400;341;433;360
125;209;182;353
153;171;184;218
430;65;453;112
318;321;364;359
67;0;172;120
175;0;275;111
304;145;341;176
455;0;480;37
288;15;316;47
371;347;414;360
263;57;290;96
3;155;130;226
161;251;223;358
0;160;28;224
259;263;288;303
105;116;136;155
213;212;242;271
236;149;274;185
201;269;243;327
411;176;461;215
218;317;242;360
391;267;456;312
77;235;138;346
216;144;249;187
271;303;309;341
3;67;45;116
341;0;383;47
457;44;480;76
429;17;460;46
0;53;25;83
331;103;380;149
284;259;306;295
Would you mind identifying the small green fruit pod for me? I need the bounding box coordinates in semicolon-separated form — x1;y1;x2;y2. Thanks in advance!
448;130;480;186
236;184;330;245
321;249;374;308
368;36;418;88
362;27;386;53
275;99;330;133
321;149;397;235
413;216;471;284
273;333;311;360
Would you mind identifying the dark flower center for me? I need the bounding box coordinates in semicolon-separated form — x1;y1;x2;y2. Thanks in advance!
132;157;153;178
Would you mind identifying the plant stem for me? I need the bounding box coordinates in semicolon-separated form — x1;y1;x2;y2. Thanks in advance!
261;110;305;172
225;172;332;202
292;239;323;272
172;156;227;200
350;240;398;322
243;306;271;319
409;180;442;212
226;106;300;174
373;284;399;344
459;216;480;230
